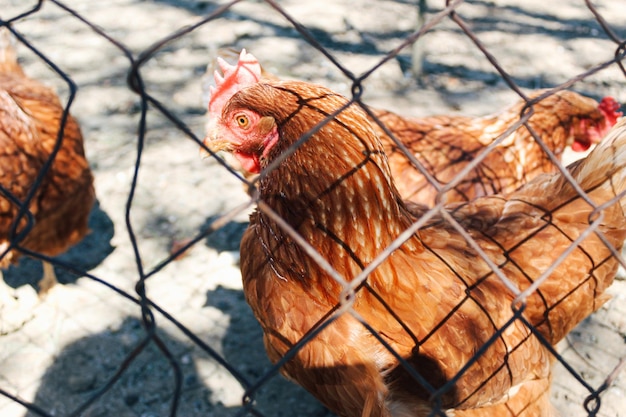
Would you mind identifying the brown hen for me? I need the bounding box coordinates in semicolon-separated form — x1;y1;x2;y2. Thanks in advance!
203;53;626;417
0;28;95;296
372;92;620;205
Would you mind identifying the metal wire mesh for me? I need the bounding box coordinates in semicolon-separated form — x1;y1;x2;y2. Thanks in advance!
1;1;625;416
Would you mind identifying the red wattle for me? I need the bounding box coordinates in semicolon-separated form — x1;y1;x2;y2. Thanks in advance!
571;140;589;152
235;151;261;174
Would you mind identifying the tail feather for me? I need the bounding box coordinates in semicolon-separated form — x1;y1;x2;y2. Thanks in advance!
496;117;626;345
0;26;24;75
506;116;626;236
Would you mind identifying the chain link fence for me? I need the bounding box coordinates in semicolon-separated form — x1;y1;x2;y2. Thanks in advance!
1;1;626;416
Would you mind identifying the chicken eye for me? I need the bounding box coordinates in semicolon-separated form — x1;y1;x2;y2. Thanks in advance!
235;113;250;129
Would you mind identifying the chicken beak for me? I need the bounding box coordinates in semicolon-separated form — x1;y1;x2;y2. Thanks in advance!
201;136;235;158
201;119;234;158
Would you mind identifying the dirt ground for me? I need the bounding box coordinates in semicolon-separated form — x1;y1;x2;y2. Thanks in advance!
1;0;626;416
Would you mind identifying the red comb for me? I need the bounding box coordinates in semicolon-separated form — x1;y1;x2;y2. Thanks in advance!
599;96;622;126
207;49;262;118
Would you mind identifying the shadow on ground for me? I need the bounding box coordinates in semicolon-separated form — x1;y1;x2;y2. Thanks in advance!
3;201;115;291
205;285;337;417
203;216;248;253
22;316;218;417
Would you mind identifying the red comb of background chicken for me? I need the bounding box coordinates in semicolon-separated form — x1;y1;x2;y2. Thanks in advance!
207;49;263;118
599;96;623;125
570;96;622;152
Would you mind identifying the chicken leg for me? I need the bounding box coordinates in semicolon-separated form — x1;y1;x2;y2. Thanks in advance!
38;260;58;296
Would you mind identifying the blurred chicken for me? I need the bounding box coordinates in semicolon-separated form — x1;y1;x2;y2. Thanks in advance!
0;27;95;297
204;50;621;205
203;51;626;416
373;92;620;204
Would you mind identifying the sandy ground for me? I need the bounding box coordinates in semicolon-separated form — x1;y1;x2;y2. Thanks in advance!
0;0;626;416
